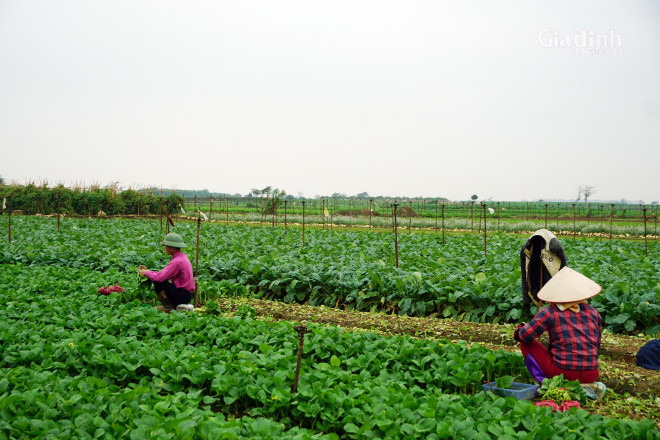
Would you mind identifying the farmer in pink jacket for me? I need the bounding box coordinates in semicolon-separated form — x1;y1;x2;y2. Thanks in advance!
139;233;195;312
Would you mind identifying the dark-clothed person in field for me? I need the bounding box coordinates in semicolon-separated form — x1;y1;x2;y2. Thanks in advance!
520;229;567;310
514;267;607;400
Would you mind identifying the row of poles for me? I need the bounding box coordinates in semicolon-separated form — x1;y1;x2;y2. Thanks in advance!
189;196;657;221
191;195;659;242
4;201;655;259
187;196;658;226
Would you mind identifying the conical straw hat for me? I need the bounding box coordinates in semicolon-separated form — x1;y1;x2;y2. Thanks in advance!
537;267;601;303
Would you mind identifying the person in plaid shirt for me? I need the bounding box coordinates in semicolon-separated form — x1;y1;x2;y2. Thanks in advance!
514;267;603;384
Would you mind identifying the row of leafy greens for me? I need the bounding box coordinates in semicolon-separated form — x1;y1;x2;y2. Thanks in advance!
1;216;658;335
1;264;658;439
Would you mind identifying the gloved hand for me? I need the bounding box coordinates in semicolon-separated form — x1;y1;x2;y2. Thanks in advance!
514;323;526;343
513;328;523;343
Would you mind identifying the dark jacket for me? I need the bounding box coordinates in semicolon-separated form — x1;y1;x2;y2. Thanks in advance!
520;229;567;307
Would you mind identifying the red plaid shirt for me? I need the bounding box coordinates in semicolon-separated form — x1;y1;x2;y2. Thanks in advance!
519;303;602;371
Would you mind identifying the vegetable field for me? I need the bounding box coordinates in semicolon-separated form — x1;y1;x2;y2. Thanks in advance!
2;216;658;335
1;215;659;438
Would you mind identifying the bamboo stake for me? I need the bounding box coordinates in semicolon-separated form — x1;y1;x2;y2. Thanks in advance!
572;204;576;239
292;324;310;393
393;203;399;268
482;202;487;257
441;203;445;245
370;198;373;229
194;216;201;308
7;200;11;244
302;201;306;248
643;208;648;257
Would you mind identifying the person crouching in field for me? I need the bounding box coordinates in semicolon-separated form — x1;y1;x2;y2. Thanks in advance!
139;233;195;312
514;267;606;400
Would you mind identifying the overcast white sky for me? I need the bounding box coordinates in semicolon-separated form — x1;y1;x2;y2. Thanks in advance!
1;1;659;202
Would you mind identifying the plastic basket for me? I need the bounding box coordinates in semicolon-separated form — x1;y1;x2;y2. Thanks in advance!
482;382;539;400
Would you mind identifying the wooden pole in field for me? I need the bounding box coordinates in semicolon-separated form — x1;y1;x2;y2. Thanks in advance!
284;200;288;230
369;198;373;229
478;207;482;233
544;204;548;229
643;208;648;257
301;200;306;248
609;204;614;240
572;204;576;239
225;198;229;225
7;200;11;244
408;201;412;234
260;198;264;227
441;203;445;245
292;324;309;393
482;202;487;257
194;216;201;307
392;202;399;268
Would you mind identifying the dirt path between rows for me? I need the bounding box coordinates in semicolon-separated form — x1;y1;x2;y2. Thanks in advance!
201;297;660;427
208;297;660;397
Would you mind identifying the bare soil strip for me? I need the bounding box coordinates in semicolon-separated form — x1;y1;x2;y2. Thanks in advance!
208;297;659;394
202;297;660;427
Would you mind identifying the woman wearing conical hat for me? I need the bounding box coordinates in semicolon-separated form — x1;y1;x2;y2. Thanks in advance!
139;233;195;312
514;267;606;398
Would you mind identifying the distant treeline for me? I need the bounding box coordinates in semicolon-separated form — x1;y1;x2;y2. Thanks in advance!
140;188;244;199
144;187;455;202
0;184;183;216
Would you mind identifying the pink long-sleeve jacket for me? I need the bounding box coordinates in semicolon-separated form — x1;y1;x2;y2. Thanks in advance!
145;251;195;291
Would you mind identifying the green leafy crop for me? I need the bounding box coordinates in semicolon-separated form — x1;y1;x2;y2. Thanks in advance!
1;263;658;439
540;375;589;405
2;216;657;335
